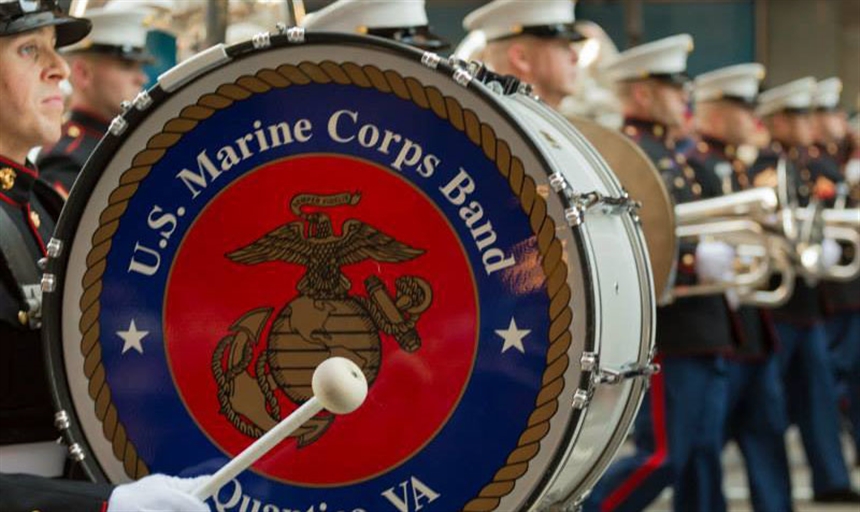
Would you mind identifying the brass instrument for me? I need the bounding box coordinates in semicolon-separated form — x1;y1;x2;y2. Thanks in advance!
793;207;860;281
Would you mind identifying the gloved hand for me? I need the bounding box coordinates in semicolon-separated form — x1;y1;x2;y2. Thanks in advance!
107;474;210;512
822;238;842;269
695;240;736;284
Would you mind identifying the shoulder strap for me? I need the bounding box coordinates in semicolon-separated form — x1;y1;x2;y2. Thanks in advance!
0;207;41;327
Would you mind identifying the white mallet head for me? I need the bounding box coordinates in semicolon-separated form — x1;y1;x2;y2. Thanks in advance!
311;357;368;414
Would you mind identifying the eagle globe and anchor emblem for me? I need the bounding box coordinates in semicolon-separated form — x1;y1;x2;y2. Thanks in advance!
212;191;433;446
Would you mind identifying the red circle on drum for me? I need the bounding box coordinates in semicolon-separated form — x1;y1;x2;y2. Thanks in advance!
164;154;478;485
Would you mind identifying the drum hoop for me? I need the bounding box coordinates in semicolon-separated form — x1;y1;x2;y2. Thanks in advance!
43;33;590;509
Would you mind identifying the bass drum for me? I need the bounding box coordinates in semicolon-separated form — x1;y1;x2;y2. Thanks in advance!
42;30;654;511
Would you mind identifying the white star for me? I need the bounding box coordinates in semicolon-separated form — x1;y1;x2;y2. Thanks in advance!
117;319;149;355
495;317;530;354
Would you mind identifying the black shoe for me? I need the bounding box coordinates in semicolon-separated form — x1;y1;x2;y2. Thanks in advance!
813;489;860;503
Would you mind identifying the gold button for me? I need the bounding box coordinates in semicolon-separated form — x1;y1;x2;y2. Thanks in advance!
682;254;695;266
67;125;81;138
653;125;665;137
660;158;673;170
827;143;838;155
18;310;29;325
726;145;736;157
684;167;696;179
697;141;709;153
0;167;16;190
676;154;686;164
808;146;820;158
624;125;638;137
674;176;685;188
692;183;703;195
801;169;811;180
30;210;40;229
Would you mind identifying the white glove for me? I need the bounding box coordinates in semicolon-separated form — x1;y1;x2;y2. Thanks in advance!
822;238;842;269
107;474;210;512
845;158;860;185
695;240;736;284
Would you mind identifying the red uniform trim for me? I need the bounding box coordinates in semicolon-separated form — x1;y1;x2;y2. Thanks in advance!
601;357;668;511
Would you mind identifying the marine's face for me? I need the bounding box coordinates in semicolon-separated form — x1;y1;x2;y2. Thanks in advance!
650;80;690;130
86;55;147;119
527;38;579;109
0;26;70;156
723;102;757;144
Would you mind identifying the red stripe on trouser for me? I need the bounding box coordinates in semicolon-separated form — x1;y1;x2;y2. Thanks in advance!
601;360;668;512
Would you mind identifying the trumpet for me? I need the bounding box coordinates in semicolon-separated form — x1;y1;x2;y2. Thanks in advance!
671;187;795;306
792;206;860;282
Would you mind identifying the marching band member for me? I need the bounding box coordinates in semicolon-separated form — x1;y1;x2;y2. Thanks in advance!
686;63;792;512
754;78;860;503
300;0;448;51
37;5;153;198
0;1;207;509
584;34;737;512
812;77;860;469
461;0;584;110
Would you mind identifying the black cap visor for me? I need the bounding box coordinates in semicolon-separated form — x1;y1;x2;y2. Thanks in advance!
65;43;156;64
491;23;586;43
1;11;91;47
368;25;450;51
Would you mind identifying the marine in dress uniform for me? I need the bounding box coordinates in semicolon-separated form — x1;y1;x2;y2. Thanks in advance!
584;35;736;512
812;77;860;469
37;6;153;198
460;0;585;110
300;0;448;51
686;63;792;512
754;78;860;502
0;1;208;510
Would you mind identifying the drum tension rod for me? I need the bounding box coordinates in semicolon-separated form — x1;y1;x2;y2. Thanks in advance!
564;190;641;227
592;362;660;386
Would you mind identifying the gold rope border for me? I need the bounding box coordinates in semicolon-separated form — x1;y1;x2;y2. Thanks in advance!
78;60;573;509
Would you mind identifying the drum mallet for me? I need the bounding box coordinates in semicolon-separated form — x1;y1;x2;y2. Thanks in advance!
193;357;368;501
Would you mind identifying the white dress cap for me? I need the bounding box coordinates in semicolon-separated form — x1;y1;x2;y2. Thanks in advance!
462;0;583;42
756;77;817;117
601;33;694;84
814;77;843;111
694;63;765;105
301;0;447;49
63;6;154;62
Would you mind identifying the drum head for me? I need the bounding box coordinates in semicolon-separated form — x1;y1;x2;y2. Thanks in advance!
565;116;676;297
43;33;600;511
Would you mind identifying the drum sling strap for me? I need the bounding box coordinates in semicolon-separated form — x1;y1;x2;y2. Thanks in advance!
0;207;42;329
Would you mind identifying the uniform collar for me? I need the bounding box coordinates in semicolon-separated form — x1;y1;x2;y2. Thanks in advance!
699;136;737;159
69;108;110;134
623;117;670;142
0;155;39;206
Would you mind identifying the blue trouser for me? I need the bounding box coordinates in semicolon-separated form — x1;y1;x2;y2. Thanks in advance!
725;357;792;512
826;311;860;461
584;355;728;512
775;321;851;493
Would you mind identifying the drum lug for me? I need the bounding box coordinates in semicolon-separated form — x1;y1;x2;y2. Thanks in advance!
252;31;272;49
109;116;128;137
41;273;56;293
54;410;70;431
47;237;64;258
592;361;660;385
421;52;441;70
548;172;568;193
68;443;86;462
579;351;597;372
276;25;305;43
19;283;42;329
571;388;590;410
120;100;132;113
133;90;153;111
453;68;473;87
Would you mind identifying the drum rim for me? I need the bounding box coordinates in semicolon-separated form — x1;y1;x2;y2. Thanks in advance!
42;31;597;507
